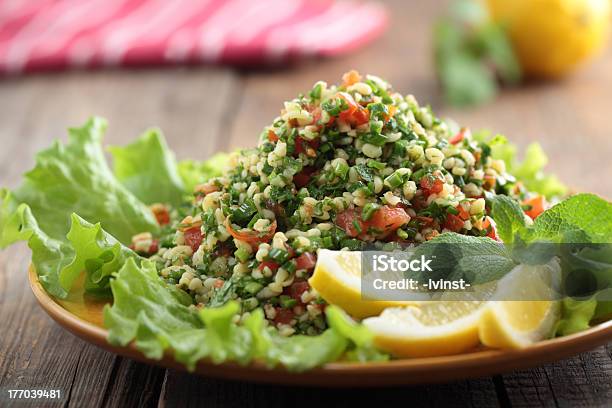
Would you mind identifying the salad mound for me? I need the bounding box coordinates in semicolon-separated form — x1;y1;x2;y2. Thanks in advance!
139;70;546;335
0;71;610;371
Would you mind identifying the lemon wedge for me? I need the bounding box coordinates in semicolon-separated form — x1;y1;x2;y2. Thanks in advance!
362;261;561;357
479;262;561;349
363;301;486;357
308;249;417;318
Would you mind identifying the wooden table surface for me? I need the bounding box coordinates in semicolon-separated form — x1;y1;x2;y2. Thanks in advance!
1;1;611;407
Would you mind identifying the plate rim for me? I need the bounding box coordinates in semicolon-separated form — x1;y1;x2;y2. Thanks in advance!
28;266;612;387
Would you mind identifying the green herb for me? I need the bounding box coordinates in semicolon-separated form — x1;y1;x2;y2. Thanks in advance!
268;248;290;264
280;295;298;309
234;247;251;263
244;281;263;295
309;82;324;100
384;171;404;189
321;97;349;116
433;0;521;107
352;220;363;234
354;164;374;182
333;160;349;180
362;203;381;221
367;160;386;170
230;199;258;226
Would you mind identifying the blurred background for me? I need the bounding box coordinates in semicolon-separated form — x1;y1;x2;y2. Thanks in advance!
0;0;611;197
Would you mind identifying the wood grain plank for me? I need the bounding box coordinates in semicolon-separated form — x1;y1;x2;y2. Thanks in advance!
158;370;500;408
501;345;612;408
98;359;166;408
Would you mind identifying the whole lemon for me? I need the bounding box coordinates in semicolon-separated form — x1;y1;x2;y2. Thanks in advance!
486;0;611;77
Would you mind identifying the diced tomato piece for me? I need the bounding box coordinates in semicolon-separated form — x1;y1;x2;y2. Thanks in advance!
444;214;465;232
151;204;170;226
284;243;296;259
335;208;363;238
337;92;370;127
267;130;279;142
259;260;280;272
368;206;411;234
293;166;316;188
149;240;159;254
288;280;311;303
523;196;546;220
225;219;277;249
183;227;203;252
213;279;224;288
295;252;317;270
336;206;410;239
273;308;295;325
420;175;444;196
482;216;500;241
449;128;470;144
308;105;335;128
457;205;471;220
293;136;320;157
342;70;362;87
132;239;159;255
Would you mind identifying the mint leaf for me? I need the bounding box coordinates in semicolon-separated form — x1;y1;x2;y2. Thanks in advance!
109;129;186;207
530;194;612;243
413;233;516;285
490;195;526;243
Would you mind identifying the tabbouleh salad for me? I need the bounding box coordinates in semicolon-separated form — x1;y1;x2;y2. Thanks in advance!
132;71;543;336
1;71;609;371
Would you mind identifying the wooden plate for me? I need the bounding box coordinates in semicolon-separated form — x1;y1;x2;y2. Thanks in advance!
29;267;612;387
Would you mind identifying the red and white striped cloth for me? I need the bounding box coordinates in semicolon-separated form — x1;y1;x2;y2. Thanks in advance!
0;0;388;74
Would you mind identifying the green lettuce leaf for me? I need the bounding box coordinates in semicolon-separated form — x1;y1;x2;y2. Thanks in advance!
104;258;386;371
0;189;31;247
108;129;186;207
1;117;164;296
0;195;73;297
326;306;389;362
178;153;230;192
594;297;612;322
513;144;568;199
8;117;159;244
554;297;598;336
473;132;567;199
60;214;139;294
